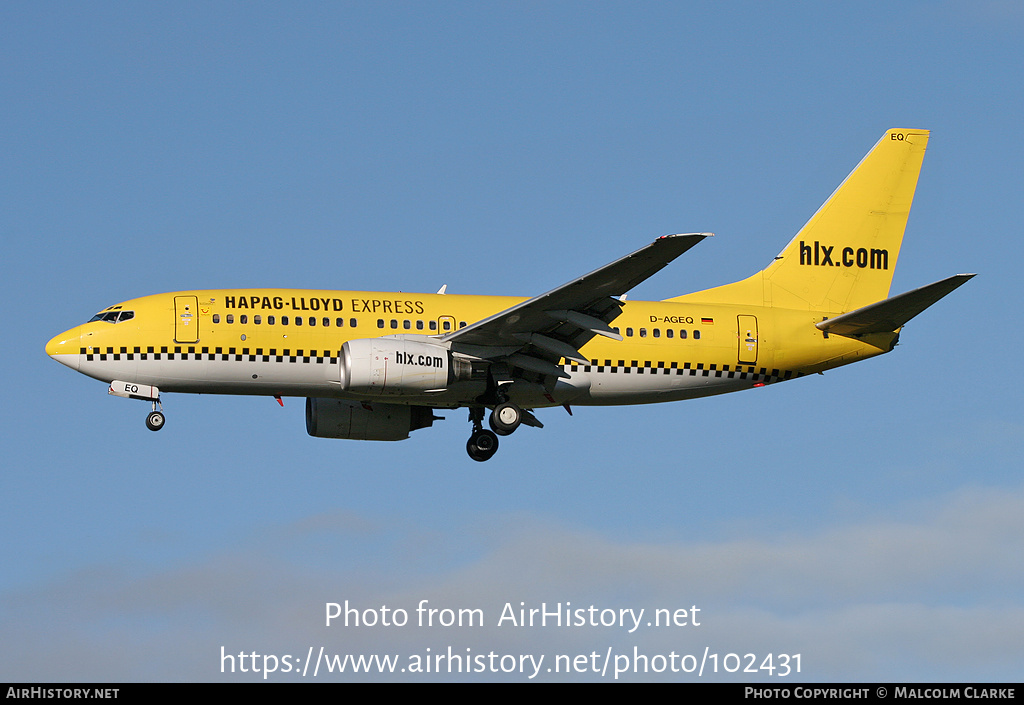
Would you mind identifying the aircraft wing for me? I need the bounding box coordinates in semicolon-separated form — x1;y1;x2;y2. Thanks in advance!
442;233;709;377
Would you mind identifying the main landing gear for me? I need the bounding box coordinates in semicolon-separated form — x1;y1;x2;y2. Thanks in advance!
488;402;522;436
466;407;499;462
466;401;527;461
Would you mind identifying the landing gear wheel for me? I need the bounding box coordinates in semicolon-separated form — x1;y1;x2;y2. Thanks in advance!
145;410;165;432
488;402;522;436
466;429;499;462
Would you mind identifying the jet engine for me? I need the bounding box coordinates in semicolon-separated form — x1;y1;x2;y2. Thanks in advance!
340;338;471;396
305;397;436;441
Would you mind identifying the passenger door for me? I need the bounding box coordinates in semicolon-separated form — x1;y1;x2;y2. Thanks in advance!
174;295;200;343
737;315;758;365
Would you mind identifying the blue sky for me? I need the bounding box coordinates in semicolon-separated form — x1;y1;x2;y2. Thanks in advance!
2;2;1022;681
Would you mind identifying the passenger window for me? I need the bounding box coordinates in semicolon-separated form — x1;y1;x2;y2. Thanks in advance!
226;314;234;324
653;328;660;338
666;329;673;339
336;318;344;327
442;320;452;331
626;328;633;337
390;319;398;329
679;329;687;339
295;316;302;326
416;320;424;330
268;316;275;325
350;318;357;328
460;322;466;328
639;328;647;338
404;320;411;330
309;317;316;326
240;315;248;324
693;330;701;340
323;317;330;327
254;315;261;324
377;319;385;329
281;316;289;325
213;314;221;324
430;321;438;331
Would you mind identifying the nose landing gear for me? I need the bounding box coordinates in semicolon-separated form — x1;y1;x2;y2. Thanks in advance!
109;381;165;432
145;407;166;431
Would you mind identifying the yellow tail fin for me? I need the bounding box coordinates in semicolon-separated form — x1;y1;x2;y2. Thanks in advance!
670;129;930;313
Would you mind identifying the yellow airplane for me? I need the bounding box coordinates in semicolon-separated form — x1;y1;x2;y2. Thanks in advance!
46;129;973;461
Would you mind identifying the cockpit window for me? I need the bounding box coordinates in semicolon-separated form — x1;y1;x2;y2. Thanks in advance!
88;310;134;324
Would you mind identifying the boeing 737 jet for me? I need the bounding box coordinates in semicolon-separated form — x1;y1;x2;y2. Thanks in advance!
47;129;973;461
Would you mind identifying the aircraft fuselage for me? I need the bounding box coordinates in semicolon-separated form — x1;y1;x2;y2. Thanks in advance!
47;287;884;409
44;129;972;460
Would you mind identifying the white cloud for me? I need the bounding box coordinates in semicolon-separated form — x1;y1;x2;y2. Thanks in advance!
3;485;1023;681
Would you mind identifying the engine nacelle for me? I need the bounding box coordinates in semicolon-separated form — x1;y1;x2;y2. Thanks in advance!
341;337;468;397
305;397;435;441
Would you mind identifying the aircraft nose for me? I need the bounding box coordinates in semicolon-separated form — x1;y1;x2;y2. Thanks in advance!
46;326;82;370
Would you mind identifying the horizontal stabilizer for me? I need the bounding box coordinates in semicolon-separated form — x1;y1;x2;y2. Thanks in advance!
816;274;975;337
